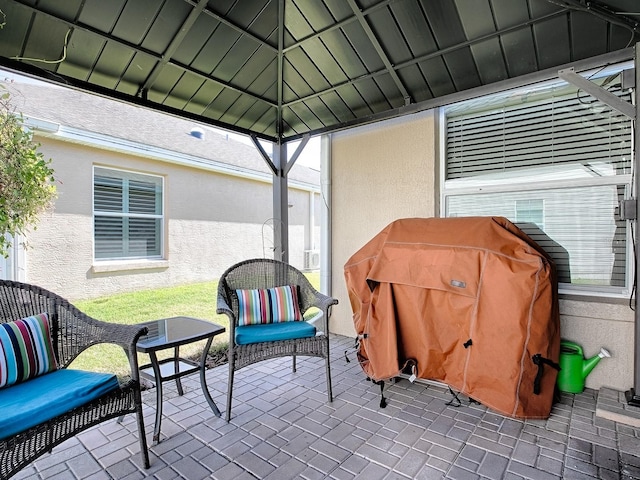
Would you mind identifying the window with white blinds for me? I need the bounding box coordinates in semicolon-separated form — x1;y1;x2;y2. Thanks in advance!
93;167;163;260
443;69;633;294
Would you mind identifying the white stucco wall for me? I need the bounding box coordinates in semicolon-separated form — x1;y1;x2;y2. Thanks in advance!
329;109;635;392
24;137;316;300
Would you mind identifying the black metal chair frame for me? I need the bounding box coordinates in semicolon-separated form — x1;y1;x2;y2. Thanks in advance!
0;280;150;479
217;258;338;422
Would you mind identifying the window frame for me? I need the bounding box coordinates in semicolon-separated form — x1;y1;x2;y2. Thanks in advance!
439;69;635;299
92;166;165;262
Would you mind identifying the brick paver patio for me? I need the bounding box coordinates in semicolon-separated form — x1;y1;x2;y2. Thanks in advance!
13;335;640;479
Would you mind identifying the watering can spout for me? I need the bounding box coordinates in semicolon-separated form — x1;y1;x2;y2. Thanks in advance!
582;347;611;378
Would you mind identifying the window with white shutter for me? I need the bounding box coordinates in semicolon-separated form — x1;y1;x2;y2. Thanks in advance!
93;167;164;260
442;66;633;295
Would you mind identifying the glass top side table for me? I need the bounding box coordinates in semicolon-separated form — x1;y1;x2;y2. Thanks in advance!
137;316;226;443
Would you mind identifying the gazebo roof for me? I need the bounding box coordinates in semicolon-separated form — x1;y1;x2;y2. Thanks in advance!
0;0;638;143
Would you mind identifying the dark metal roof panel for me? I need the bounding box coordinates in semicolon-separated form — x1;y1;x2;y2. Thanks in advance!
303;96;339;127
469;38;510;85
321;29;369;80
389;2;438;58
141;2;193;53
341;20;386;72
112;1;164;46
21;13;67;68
78;0;125;32
117;53;156;94
446;48;483;91
419;57;457;97
456;0;496;38
422;0;469;50
286;1;333;39
234;101;273;132
184;80;224;115
535;15;573;69
232;47;276;92
319;89;356;124
35;0;81;18
284;48;330;100
572;12;609;60
366;5;413;66
397;64;430;103
203;88;241;120
357;77;394;112
0;3;30;58
216;38;263;84
288;101;324;132
502;29;539;77
90;42;135;89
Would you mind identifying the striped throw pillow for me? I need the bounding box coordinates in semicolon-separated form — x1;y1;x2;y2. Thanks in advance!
236;285;303;326
0;313;58;389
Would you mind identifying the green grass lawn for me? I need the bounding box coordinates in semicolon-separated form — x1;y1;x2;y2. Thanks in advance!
71;272;321;376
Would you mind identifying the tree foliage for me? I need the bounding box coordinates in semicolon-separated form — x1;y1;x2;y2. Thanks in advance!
0;87;56;258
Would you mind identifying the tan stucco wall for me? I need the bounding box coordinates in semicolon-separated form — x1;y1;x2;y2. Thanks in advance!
329;109;635;392
24;138;315;300
330;111;437;337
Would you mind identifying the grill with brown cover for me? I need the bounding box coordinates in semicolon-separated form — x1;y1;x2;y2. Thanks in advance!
344;217;560;419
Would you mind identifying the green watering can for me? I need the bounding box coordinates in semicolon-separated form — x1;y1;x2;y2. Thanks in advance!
557;340;611;393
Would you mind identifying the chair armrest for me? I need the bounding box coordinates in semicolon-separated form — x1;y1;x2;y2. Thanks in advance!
313;291;339;312
305;290;338;334
59;304;147;349
80;318;148;382
216;292;238;344
216;293;234;318
56;304;148;371
83;317;148;350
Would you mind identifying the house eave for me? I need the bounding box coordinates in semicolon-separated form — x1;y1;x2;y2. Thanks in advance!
27;119;320;193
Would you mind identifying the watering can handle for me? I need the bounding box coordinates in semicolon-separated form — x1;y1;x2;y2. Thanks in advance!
561;340;583;356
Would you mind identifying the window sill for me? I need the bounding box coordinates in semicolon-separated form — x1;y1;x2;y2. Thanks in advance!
91;259;169;274
559;294;633;323
558;292;631;305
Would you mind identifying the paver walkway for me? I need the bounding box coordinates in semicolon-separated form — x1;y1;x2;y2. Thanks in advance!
13;335;640;479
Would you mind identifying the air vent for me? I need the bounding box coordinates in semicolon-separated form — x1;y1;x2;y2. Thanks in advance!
304;250;320;270
189;127;204;139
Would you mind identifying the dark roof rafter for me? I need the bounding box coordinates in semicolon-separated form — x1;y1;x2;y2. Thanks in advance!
346;0;411;105
138;0;210;97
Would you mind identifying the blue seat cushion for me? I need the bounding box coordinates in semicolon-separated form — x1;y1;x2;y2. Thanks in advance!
235;321;316;345
0;368;120;440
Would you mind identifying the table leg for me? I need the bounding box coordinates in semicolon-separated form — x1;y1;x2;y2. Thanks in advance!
200;336;222;417
174;346;184;396
148;350;164;443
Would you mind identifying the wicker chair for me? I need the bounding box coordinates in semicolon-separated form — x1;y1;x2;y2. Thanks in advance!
0;280;150;479
217;258;338;421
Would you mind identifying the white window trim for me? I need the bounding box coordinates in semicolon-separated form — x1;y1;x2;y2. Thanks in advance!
91;259;169;273
92;165;166;262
